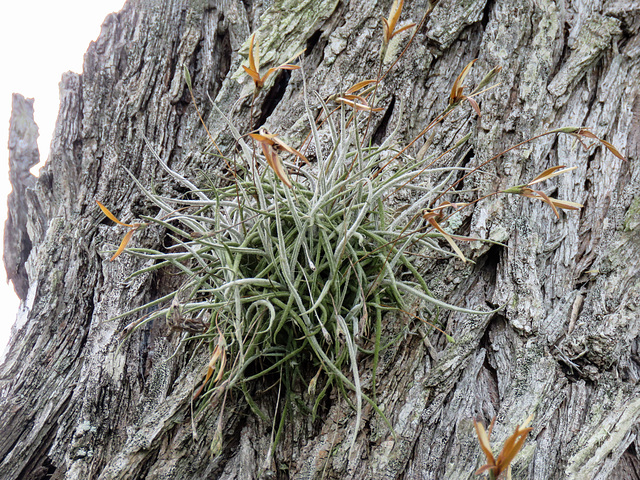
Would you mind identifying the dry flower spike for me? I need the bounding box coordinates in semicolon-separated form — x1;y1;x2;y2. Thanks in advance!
449;59;483;116
474;414;534;479
194;321;227;400
381;0;416;45
249;129;308;188
243;33;303;90
502;165;583;218
97;201;145;261
549;126;626;161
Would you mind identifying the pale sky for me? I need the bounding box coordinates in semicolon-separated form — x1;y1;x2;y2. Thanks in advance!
0;0;126;353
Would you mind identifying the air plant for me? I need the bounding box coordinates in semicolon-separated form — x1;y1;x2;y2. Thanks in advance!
102;1;627;463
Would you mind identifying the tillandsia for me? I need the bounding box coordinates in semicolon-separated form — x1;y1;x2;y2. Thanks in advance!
97;2;626;459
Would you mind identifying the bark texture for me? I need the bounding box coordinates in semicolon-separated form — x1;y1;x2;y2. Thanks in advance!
2;0;640;479
4;94;39;301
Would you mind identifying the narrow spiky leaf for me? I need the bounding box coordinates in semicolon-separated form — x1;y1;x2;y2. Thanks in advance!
467;96;481;116
183;64;192;90
388;0;403;35
242;65;262;84
474;419;496;466
474;65;502;92
260;142;292;188
262;63;302;85
532;190;560;218
600;139;625;160
337;97;385;112
248;33;259;74
392;22;416;37
548;198;583;210
381;17;391;44
427;217;466;262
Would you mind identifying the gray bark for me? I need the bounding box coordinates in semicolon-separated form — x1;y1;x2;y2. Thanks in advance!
1;0;640;479
4;94;39;300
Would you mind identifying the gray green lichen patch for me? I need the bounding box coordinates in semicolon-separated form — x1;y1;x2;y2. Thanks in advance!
623;196;640;231
547;15;622;98
427;0;487;50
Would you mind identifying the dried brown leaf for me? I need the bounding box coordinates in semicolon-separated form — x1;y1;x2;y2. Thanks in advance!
425;215;466;262
392;22;416;37
467;96;481;116
346;79;379;94
600;138;625;161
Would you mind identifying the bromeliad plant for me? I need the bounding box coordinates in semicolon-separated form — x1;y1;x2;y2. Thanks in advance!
97;3;625;459
106;81;495;449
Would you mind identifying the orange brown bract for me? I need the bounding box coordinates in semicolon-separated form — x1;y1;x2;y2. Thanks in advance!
474;415;534;479
249;129;309;188
502;166;583;218
97;201;146;261
242;33;303;90
381;0;416;45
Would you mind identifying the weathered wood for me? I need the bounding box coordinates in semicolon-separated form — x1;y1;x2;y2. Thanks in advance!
4;94;39;300
1;0;639;479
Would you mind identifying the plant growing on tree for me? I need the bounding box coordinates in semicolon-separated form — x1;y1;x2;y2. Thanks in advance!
96;1;624;466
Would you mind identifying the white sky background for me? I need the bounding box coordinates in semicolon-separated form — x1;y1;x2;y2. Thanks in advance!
0;0;126;353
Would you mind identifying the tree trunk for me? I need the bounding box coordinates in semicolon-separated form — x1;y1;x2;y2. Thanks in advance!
2;0;640;479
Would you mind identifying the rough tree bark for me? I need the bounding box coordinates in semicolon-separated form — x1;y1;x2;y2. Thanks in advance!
1;0;639;479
